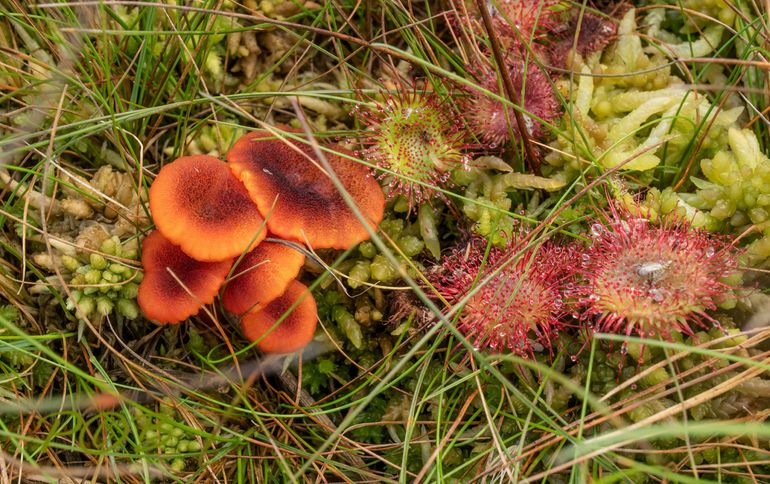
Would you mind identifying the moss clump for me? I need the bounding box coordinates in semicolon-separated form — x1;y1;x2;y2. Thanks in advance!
673;128;770;269
344;213;428;290
455;162;564;246
566;319;770;432
164;122;245;159
544;9;741;184
134;402;204;473
683;128;770;226
65;236;142;321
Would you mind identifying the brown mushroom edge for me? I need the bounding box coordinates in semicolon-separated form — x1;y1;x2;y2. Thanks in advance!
138;232;317;353
221;241;306;316
137;230;233;324
240;279;318;353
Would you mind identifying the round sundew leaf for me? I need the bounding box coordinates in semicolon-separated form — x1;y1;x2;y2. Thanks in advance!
240;279;318;353
137;231;232;324
226;130;385;250
149;155;267;262
221;241;306;315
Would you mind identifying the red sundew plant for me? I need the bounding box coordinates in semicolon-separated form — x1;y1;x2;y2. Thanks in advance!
464;59;560;147
428;235;574;356
490;0;560;46
454;0;559;50
549;12;618;69
575;205;740;343
354;85;470;206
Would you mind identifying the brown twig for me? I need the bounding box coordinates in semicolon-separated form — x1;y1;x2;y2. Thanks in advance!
473;0;541;175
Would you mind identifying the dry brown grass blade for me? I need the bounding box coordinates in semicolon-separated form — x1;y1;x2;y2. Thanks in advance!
508;328;770;474
0;447;165;482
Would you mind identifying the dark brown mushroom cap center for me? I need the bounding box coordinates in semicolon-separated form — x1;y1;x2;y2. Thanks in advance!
227;130;385;249
244;137;348;202
171;157;260;226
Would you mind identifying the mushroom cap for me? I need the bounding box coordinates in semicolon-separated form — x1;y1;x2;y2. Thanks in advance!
221;241;305;315
137;231;232;324
240;279;317;353
226;130;385;249
149;155;266;262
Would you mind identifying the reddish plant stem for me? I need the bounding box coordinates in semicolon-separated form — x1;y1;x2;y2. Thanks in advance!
473;0;541;175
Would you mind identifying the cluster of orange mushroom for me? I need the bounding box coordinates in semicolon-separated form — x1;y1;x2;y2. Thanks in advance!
137;129;385;353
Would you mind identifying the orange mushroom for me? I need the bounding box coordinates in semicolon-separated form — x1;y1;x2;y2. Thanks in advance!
137;231;232;324
240;279;317;353
221;241;305;315
149;155;266;262
226;129;385;250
